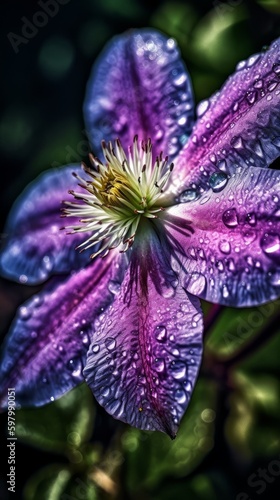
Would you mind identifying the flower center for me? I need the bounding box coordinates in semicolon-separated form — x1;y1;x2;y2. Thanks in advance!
63;136;174;258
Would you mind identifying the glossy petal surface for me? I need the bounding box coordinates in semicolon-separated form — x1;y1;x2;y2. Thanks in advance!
166;166;280;307
172;37;280;194
0;165;93;284
0;252;126;409
84;236;203;436
84;29;194;161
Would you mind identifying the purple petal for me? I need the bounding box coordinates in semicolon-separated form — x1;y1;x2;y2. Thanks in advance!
84;29;194;161
0;252;126;409
173;37;280;194
84;238;203;437
0;165;93;284
166;166;280;307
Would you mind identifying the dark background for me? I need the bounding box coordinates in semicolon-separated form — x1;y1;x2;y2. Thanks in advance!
1;1;280;499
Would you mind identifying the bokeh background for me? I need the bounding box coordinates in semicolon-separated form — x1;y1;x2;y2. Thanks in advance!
1;0;280;499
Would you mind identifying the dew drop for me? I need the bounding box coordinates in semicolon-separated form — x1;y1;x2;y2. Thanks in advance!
222;208;239;228
155;325;167;342
91;344;100;354
231;136;243;149
170;360;186;379
269;271;280;286
185;273;206;296
217;160;227;172
67;358;82;377
253;79;263;89
196;99;209;117
108;281;121;295
260;233;280;255
174;389;187;404
219;240;231;254
154;358;165;373
273;63;280;75
222;285;229;299
19;306;31;320
246;212;256;226
209;171;228;193
246;90;257;105
105;337;116;351
179;188;197;203
19;274;28;283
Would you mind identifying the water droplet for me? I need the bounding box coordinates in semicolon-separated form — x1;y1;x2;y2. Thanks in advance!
219;240;231;254
242;230;256;245
172;348;180;356
231;136;243;149
91;344;100;354
222;208;239;228
246;212;256;226
209;171;228;193
269;271;280;286
108;281;121;295
19;274;28;283
185;273;206;296
254;79;263;89
19;306;31;320
246;90;257;105
273;63;280;75
179;188;197;203
260;233;280;255
174;389;187;404
217;160;227;172
268;81;278;92
161;284;176;298
196;99;209;117
236;60;246;71
101;387;111;397
67;358;82;377
174;73;187;87
105;337;116;351
170;360;186;379
154;358;165;373
217;261;224;272
222;285;229;298
155;326;167;342
80;330;90;345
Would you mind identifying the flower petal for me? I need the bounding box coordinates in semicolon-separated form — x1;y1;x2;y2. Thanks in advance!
166;166;280;307
84;236;203;437
0;252;126;409
173;37;280;194
84;29;194;160
0;165;93;284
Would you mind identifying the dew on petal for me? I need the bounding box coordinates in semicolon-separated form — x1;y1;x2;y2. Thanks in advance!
91;344;100;354
174;389;187;404
170;360;187;379
155;325;167;342
230;136;243;149
179;188;197;203
185;273;206;296
19;306;31;321
260;233;280;255
209;171;228;193
154;358;165;373
219;240;231;254
269;271;280;286
196;99;209;117
67;358;82;377
222;208;239;228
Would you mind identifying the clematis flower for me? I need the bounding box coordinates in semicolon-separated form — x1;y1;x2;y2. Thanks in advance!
0;29;280;438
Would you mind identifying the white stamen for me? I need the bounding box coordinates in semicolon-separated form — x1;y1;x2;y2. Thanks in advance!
63;137;173;258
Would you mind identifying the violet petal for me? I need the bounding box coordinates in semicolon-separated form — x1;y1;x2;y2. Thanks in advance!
0;252;126;409
166;166;280;306
0;165;93;284
84;237;203;437
84;29;194;161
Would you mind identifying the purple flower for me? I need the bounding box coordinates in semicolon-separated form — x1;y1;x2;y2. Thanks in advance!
0;29;280;438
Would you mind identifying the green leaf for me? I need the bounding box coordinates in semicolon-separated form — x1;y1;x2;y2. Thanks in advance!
16;383;95;454
23;465;98;500
206;299;280;357
123;379;217;492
